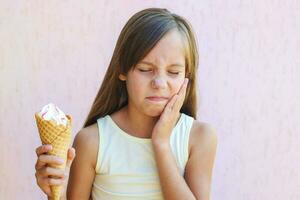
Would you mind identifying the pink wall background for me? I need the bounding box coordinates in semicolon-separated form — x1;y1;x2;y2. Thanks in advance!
1;1;299;199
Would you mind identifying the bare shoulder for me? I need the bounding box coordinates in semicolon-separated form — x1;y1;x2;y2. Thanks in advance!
184;120;218;199
188;120;218;156
67;123;99;198
73;123;99;169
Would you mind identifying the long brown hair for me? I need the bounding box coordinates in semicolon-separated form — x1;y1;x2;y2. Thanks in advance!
83;8;199;128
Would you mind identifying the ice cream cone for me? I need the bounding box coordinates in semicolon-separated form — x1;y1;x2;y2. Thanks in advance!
35;112;72;200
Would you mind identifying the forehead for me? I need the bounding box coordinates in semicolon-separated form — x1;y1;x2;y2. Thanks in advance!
140;29;186;66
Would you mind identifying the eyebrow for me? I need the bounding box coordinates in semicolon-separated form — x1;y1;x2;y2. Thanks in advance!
138;61;185;68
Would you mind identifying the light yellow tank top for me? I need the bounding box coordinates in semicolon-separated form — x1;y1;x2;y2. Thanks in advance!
91;113;194;200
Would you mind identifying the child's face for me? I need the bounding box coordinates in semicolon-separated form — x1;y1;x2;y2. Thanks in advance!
122;29;186;117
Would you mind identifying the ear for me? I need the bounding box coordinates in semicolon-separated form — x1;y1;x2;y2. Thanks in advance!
119;74;127;81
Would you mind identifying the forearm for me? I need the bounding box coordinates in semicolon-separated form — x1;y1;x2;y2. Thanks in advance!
152;141;196;200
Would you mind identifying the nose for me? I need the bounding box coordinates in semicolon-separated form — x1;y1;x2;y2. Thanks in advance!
151;75;167;89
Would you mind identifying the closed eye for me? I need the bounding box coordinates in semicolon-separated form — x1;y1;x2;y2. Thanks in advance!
139;69;152;72
168;71;180;75
138;69;180;75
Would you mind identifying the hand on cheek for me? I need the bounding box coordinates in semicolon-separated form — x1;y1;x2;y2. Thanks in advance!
151;78;189;144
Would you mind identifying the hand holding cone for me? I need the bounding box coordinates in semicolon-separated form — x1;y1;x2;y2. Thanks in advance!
34;104;72;200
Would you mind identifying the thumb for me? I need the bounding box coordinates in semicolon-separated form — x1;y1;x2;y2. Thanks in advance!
66;147;76;169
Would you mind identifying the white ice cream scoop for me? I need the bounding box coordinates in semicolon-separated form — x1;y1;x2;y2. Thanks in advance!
38;103;68;126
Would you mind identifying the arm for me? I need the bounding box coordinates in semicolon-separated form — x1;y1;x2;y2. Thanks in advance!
152;122;218;200
184;123;218;200
152;141;197;200
66;125;99;200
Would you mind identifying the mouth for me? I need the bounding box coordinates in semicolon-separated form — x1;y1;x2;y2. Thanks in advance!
146;96;169;102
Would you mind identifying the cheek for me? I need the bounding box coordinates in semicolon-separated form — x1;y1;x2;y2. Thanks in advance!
126;77;146;98
171;79;184;94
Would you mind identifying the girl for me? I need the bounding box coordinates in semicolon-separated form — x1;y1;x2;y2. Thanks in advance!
34;8;218;200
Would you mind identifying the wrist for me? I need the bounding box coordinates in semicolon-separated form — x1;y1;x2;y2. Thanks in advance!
151;133;170;146
152;139;170;150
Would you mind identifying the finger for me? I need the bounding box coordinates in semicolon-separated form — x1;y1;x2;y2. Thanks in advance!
175;78;188;103
66;147;76;170
164;94;178;112
36;177;53;196
179;78;189;97
48;177;64;186
44;186;52;197
35;145;52;157
162;78;188;116
173;78;189;111
40;167;66;179
35;155;64;170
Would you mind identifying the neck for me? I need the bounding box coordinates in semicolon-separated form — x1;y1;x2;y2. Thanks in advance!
122;105;159;139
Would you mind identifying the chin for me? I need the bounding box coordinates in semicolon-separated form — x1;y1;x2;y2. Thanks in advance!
145;107;164;117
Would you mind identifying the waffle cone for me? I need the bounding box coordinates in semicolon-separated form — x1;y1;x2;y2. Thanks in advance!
35;112;72;200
